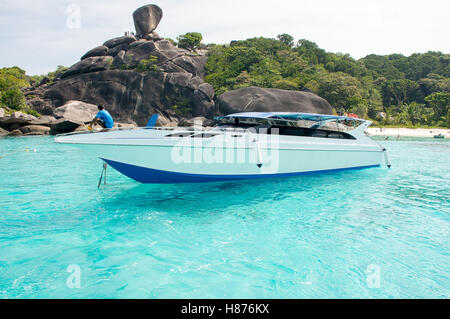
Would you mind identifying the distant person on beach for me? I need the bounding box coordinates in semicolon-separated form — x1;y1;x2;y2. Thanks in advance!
89;104;114;129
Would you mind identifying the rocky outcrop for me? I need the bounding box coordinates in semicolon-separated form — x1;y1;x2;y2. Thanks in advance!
42;70;215;126
24;4;214;128
216;86;333;115
133;4;163;36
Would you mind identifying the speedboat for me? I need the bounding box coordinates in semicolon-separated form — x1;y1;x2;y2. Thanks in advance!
54;112;391;183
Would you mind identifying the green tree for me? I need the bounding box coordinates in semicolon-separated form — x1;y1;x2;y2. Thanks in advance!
425;92;450;122
381;79;419;106
0;87;25;110
177;32;203;51
277;34;294;48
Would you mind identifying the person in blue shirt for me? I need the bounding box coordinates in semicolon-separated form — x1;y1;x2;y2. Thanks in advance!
89;104;114;129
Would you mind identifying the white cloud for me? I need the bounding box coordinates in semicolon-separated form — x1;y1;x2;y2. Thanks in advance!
0;0;448;75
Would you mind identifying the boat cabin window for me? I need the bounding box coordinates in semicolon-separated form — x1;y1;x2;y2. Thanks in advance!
269;126;355;139
165;132;193;138
191;133;220;138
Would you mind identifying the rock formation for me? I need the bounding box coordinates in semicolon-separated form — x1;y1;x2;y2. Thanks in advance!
133;4;163;36
26;4;214;127
217;87;333;115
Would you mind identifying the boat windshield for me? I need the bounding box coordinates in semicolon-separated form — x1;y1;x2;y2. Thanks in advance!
216;113;365;133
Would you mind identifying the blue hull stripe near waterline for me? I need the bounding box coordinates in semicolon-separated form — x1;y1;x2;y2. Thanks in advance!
100;158;381;184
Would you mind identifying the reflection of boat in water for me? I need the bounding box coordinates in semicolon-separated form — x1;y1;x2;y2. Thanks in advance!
54;112;391;184
434;133;445;139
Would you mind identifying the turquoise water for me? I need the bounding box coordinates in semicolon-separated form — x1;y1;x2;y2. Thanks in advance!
0;136;449;299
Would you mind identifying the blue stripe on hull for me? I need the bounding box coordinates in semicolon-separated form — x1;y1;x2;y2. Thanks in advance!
101;158;381;184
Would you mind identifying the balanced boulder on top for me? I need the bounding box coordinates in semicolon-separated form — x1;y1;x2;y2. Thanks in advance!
133;4;163;36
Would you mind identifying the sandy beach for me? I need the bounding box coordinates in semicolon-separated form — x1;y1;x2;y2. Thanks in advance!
366;127;449;138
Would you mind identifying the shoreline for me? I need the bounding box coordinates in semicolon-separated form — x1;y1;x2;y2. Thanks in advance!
366;127;449;138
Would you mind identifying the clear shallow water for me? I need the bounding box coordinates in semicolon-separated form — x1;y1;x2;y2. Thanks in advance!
0;136;449;299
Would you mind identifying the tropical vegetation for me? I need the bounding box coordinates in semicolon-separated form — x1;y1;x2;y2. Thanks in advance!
204;35;449;127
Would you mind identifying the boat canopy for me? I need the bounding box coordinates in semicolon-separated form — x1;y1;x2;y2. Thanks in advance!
215;112;370;134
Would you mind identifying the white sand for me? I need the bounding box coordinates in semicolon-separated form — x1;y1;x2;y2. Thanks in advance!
366;127;449;138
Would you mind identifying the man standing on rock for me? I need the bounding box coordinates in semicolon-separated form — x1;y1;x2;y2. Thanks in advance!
89;104;114;130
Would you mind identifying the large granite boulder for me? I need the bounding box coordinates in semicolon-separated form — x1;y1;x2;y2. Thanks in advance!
27;97;54;115
103;36;136;49
18;125;51;135
61;56;113;79
133;4;163;36
49;119;84;134
217;87;333;115
53;100;98;123
81;45;109;60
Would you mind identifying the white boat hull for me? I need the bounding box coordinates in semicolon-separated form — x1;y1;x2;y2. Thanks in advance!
55;128;385;183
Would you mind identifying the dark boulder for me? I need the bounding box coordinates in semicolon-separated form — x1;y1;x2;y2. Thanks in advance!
26;97;54;115
171;55;207;78
217;86;333;115
49;119;84;134
133;4;163;36
103;36;136;49
61;56;113;79
108;44;130;57
198;83;215;100
81;45;109;60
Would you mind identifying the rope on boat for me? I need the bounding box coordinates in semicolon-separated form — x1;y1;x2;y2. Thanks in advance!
98;162;107;188
383;148;391;168
252;138;263;168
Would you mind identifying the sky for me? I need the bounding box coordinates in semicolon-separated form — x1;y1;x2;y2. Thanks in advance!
0;0;449;75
